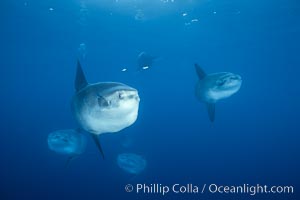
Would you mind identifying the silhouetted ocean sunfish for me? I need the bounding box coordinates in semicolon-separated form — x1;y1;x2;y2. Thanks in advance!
137;51;157;70
72;61;140;159
194;63;242;122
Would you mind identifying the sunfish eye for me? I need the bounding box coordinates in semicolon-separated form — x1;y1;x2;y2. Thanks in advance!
119;92;124;99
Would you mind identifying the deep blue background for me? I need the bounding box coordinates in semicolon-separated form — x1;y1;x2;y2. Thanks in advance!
0;0;299;199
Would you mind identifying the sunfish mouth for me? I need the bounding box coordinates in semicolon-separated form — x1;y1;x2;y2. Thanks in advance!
119;90;140;101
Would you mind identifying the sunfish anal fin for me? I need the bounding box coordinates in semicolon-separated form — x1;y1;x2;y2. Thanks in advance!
195;63;207;80
65;156;76;168
206;103;215;122
91;134;105;160
75;60;88;92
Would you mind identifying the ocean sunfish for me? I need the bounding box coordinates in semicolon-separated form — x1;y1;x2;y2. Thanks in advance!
137;51;157;70
117;153;147;175
194;63;242;122
71;61;140;159
48;129;87;166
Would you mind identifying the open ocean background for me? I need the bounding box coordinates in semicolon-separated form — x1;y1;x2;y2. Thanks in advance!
1;0;299;199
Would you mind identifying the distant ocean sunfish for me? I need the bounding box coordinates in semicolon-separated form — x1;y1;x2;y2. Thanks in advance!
48;129;87;167
48;129;87;156
117;153;147;175
194;63;242;122
137;51;157;70
71;61;140;159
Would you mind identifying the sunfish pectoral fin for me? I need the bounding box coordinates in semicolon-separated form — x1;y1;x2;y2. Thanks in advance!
97;96;110;107
75;60;88;92
195;63;207;80
206;103;215;122
91;134;105;160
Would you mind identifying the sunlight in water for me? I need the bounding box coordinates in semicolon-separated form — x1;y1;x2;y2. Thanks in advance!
82;0;200;20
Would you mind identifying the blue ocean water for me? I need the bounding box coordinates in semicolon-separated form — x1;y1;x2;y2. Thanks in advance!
1;0;299;199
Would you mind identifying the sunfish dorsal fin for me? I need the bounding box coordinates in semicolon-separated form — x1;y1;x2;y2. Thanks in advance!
75;60;88;91
195;63;207;80
207;103;215;122
91;134;105;160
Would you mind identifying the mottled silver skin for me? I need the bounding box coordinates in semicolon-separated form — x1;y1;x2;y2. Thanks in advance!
72;82;140;135
195;72;242;103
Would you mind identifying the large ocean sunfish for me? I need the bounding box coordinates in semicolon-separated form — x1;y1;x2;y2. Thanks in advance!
194;63;242;122
72;61;140;159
